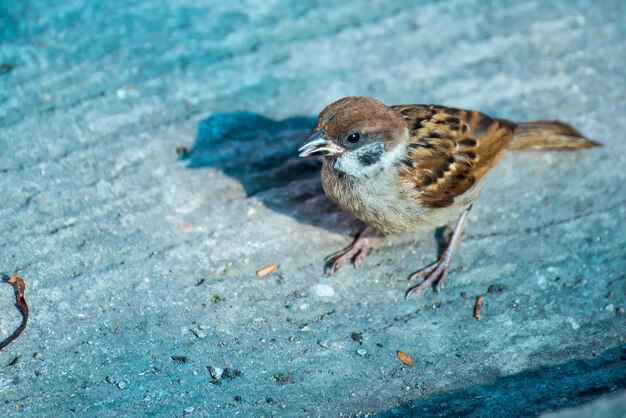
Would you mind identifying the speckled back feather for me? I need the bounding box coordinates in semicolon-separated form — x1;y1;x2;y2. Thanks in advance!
392;105;514;208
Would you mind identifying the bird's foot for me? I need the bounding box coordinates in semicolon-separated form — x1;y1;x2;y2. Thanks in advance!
405;252;453;298
405;206;472;298
324;227;379;276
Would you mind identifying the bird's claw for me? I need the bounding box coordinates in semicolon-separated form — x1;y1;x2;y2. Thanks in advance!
406;261;439;281
405;255;452;299
323;228;377;276
324;245;368;276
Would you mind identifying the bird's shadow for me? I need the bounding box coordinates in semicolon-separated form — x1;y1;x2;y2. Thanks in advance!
377;344;626;417
182;111;362;234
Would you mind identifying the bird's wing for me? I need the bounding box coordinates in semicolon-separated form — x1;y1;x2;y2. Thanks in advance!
392;105;516;208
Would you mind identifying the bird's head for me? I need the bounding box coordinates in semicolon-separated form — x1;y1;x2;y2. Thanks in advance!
298;97;408;176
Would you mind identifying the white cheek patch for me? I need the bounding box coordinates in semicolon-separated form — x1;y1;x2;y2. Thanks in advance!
334;141;406;178
334;153;375;177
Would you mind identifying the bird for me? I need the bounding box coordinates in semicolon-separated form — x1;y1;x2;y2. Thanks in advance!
298;96;600;298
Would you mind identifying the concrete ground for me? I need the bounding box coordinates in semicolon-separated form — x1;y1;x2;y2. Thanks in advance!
1;0;625;416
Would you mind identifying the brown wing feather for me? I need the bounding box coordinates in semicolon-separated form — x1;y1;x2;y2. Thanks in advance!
392;105;515;208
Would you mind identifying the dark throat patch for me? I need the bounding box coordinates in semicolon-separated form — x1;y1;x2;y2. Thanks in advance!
358;143;384;166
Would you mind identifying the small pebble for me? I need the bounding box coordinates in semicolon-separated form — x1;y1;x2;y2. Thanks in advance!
356;348;367;356
535;272;547;289
565;317;580;330
312;283;335;297
605;304;614;312
184;406;195;414
191;328;207;339
105;376;114;383
222;368;241;379
487;284;505;293
350;332;363;345
208;366;223;380
318;340;329;349
273;373;293;383
117;381;127;390
616;307;625;314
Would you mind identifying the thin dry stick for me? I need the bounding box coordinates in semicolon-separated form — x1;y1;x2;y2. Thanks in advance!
0;275;29;350
473;295;483;320
256;263;279;277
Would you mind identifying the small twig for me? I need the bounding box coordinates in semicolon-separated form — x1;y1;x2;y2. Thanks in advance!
396;350;414;366
256;263;279;277
0;274;29;350
473;295;483;320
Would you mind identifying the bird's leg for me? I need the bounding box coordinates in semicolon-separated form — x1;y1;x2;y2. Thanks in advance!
406;206;472;298
324;226;381;276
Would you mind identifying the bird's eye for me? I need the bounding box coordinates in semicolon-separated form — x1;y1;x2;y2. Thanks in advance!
346;133;361;143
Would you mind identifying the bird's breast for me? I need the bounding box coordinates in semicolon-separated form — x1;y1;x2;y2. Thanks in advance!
321;164;429;233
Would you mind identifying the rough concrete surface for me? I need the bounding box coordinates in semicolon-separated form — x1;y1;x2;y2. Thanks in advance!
1;0;625;417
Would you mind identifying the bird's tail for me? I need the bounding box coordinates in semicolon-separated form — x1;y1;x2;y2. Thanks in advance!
509;120;601;150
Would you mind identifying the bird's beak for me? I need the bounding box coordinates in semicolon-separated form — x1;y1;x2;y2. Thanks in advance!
298;130;344;158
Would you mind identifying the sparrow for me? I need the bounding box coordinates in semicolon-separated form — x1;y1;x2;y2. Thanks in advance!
298;96;600;298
